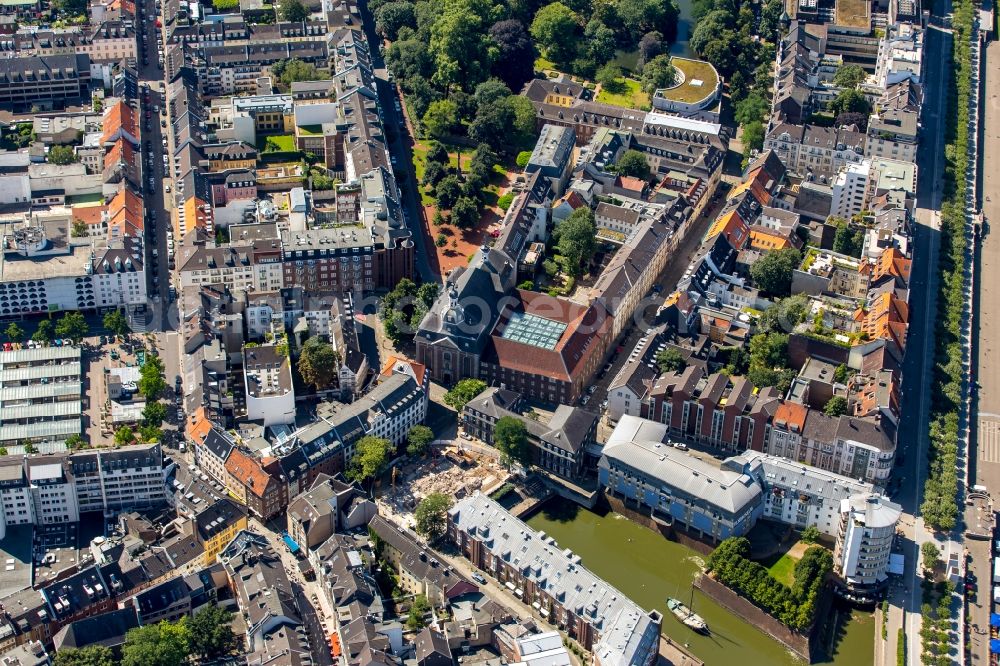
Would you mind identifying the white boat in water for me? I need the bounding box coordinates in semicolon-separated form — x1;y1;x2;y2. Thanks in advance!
666;597;708;633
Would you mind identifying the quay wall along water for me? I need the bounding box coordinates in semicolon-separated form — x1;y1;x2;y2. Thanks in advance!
526;496;875;666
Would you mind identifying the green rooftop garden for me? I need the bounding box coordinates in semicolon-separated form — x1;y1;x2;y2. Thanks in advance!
262;134;296;152
596;77;651;110
654;58;720;104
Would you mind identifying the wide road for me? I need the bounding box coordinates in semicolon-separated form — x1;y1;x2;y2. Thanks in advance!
135;0;174;332
891;6;953;664
968;31;1000;666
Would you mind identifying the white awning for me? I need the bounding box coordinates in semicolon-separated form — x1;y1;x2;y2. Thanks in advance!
540;608;550;617
531;601;541;609
505;581;515;591
515;588;524;597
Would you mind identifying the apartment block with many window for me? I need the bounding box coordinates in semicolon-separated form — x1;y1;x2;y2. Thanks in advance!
448;494;662;666
0;443;165;539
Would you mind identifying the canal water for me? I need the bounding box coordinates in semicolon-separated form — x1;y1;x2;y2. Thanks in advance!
612;0;696;73
670;0;696;58
526;499;875;666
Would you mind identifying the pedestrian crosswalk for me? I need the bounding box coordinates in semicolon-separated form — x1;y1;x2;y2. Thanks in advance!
978;417;1000;463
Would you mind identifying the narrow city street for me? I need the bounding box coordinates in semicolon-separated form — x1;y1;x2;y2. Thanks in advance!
132;0;177;333
371;507;587;664
250;517;335;666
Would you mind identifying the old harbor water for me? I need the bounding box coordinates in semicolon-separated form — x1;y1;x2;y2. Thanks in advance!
526;499;875;666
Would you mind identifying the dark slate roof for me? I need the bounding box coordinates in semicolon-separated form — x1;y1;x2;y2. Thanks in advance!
201;427;235;462
414;627;452;664
194;498;246;542
416;247;516;355
54;607;139;651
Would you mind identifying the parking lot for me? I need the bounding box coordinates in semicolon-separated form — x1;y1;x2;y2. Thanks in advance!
80;333;184;447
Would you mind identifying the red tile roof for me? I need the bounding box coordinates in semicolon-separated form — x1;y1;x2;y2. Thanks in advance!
872;247;911;284
615;175;647;194
186;407;213;446
103;138;136;171
773;401;808;431
706;210;749;248
225;448;274;499
72;204;108;229
490;292;612;382
380;355;426;386
108;187;144;237
859;293;909;350
101;101;137;145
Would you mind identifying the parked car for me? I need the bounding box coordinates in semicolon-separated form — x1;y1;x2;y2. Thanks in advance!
471;572;487;585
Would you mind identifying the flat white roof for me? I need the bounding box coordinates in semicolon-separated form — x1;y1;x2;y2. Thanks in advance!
28;462;62;481
0;346;79;364
643;110;722;136
0;381;81;402
0;420;78;441
3;400;80;421
0;364;80;382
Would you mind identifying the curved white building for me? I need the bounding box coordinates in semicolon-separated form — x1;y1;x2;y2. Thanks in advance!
834;493;902;593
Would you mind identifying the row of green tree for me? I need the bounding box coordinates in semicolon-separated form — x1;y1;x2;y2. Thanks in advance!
4;309;133;346
918;579;954;666
920;0;975;532
420;81;535;153
54;605;236;666
706;536;832;632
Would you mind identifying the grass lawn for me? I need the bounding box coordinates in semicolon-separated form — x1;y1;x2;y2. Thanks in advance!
263;134;295;152
596;78;651;110
767;553;798;586
534;56;557;72
410;142;465;207
760;539;811;587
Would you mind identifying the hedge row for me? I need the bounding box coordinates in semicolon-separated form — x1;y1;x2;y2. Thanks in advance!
920;0;976;532
705;537;832;632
